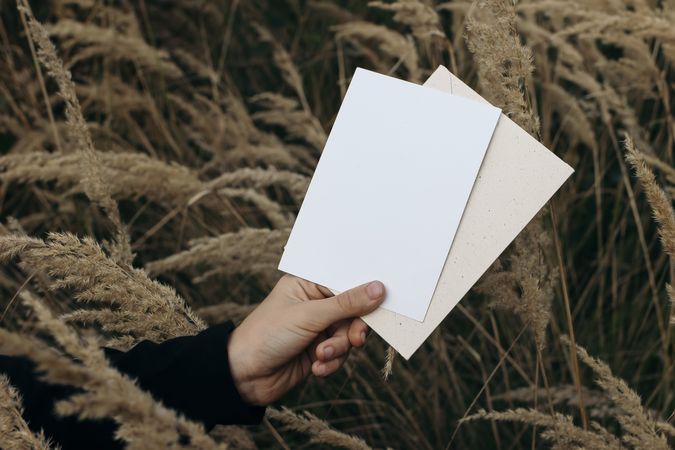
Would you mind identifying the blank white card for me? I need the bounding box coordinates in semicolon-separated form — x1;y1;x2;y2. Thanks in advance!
279;68;501;321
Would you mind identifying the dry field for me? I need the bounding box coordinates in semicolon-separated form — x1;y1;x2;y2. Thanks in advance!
1;0;674;448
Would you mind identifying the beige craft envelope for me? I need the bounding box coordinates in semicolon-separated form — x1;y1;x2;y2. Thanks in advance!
361;66;574;359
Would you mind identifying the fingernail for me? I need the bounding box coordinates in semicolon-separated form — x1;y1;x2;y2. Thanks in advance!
360;331;366;344
366;281;384;300
316;364;326;376
323;346;334;359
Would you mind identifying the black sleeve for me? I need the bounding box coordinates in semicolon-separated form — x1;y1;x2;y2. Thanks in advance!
0;322;265;450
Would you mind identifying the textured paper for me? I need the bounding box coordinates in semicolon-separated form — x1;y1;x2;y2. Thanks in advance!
279;67;501;321
362;66;575;358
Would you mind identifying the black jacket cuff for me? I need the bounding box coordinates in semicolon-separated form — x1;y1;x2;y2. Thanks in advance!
106;321;266;428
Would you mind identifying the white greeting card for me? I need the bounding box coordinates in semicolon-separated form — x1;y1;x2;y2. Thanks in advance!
362;66;575;358
279;67;501;321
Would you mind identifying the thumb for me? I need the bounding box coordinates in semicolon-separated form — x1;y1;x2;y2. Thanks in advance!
307;281;385;330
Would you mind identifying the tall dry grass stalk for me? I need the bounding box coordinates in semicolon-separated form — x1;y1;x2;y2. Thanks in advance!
463;336;670;449
333;21;421;81
625;137;675;260
569;337;669;450
369;0;443;41
465;0;539;137
381;345;396;381
465;0;554;348
0;293;223;450
0;375;53;450
0;232;204;348
146;228;288;285
625;136;675;324
465;0;589;432
266;407;372;450
17;0;132;265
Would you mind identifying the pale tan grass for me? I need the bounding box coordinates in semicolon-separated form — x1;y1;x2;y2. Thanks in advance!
0;151;205;206
0;232;205;348
46;20;181;77
625;136;675;259
0;293;223;450
565;336;670;449
250;93;327;152
267;407;372;450
17;1;132;264
369;0;443;41
0;375;53;450
462;408;624;450
253;23;311;113
146;228;288;285
333;21;421;81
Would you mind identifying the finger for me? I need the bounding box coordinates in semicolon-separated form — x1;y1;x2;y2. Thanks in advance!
317;321;350;360
316;334;351;362
314;284;335;298
291;276;332;300
348;318;369;348
327;318;349;336
305;281;385;330
308;330;330;363
312;354;348;377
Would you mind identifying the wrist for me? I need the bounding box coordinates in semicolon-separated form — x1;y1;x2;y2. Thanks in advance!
227;327;258;405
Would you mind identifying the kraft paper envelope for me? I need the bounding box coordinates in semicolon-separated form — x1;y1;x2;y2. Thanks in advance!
279;68;501;322
361;66;574;359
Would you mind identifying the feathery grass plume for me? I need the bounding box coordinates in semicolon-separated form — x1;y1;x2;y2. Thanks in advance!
657;421;675;439
639;153;675;189
219;143;300;171
17;1;132;265
625;136;675;325
625;136;675;259
221;188;292;228
46;20;181;78
333;21;421;81
252;23;311;113
382;345;396;381
541;83;597;152
0;151;207;207
209;425;258;449
465;0;539;136
476;217;555;351
369;0;443;41
0;233;205;348
146;228;289;285
308;1;356;23
0;375;53;450
668;284;675;326
250;93;327;152
267;407;372;450
494;384;626;419
466;0;558;350
208;167;309;203
0;293;224;450
562;336;670;449
461;408;625;450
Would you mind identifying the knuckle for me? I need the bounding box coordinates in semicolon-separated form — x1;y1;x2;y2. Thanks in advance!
338;339;351;354
338;291;356;314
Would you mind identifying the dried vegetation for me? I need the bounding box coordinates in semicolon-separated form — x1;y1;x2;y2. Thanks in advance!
0;0;674;448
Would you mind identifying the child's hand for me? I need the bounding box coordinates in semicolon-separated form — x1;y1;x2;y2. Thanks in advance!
227;275;385;405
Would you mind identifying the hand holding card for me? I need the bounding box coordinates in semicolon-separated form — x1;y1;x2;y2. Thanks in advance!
279;66;573;358
278;68;501;322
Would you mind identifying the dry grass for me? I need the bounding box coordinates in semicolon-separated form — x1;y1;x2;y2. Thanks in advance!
0;375;52;450
0;0;674;448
